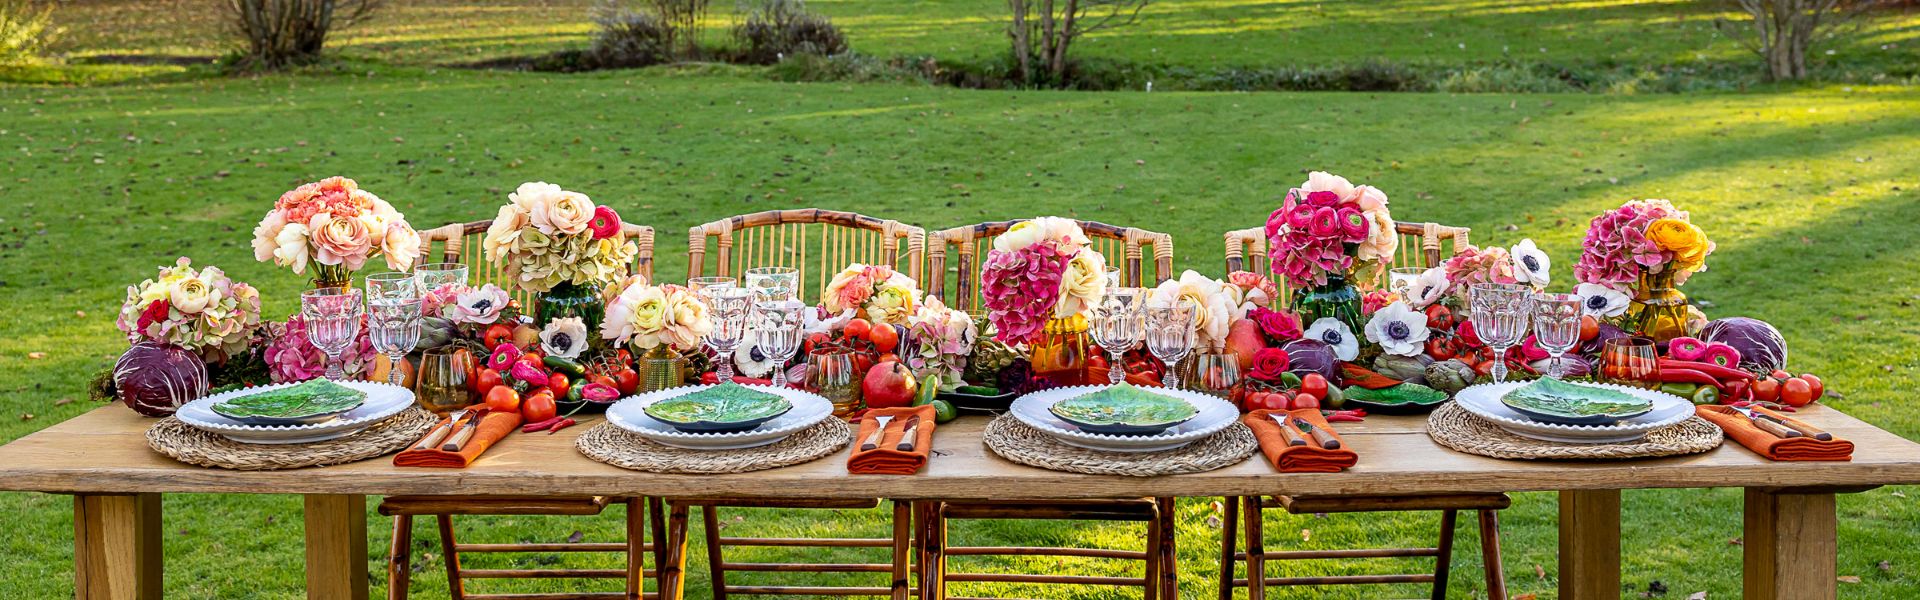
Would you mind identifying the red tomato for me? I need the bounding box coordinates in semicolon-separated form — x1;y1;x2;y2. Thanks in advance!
1797;374;1824;400
1780;378;1815;407
1292;393;1320;410
1087;353;1110;370
484;386;521;413
1299;373;1330;401
868;324;900;354
521;389;557;423
1769;370;1792;380
548;373;571;400
611;367;640;395
470;368;504;395
1751;378;1781;402
1247;392;1289;412
843;318;872;340
1425;337;1456;361
482;324;515;350
517;351;545;372
1578;315;1600;342
590;374;618;390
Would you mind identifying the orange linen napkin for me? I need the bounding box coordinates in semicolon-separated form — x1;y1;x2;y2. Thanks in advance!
847;405;937;475
1245;409;1358;473
1697;405;1853;462
393;411;524;468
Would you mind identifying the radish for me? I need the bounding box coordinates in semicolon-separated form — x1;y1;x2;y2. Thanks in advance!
1667;336;1709;361
1699;343;1743;368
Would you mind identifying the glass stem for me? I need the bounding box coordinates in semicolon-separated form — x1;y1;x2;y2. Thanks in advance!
1548;352;1564;379
1108;350;1126;384
771;359;787;388
325;352;346;381
387;352;405;386
1490;348;1509;384
715;348;736;384
1162;370;1179;390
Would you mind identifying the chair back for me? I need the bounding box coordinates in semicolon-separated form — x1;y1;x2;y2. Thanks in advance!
686;209;925;302
926;220;1174;313
1225;221;1470;307
417;220;656;309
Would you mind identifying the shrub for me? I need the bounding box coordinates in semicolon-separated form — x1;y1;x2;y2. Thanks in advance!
0;0;59;66
732;0;847;65
646;0;710;59
223;0;382;69
589;3;673;68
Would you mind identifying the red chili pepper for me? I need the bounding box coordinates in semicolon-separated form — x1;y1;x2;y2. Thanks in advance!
1654;367;1724;388
1657;358;1755;381
1322;409;1367;423
546;418;576;434
521;417;564;433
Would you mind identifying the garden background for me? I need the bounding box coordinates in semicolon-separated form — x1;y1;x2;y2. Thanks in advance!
1;0;1917;597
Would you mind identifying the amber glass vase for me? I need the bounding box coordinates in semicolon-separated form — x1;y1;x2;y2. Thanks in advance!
1622;269;1689;343
1029;315;1090;385
636;345;687;393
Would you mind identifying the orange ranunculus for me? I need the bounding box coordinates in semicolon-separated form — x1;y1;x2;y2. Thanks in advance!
1646;218;1710;269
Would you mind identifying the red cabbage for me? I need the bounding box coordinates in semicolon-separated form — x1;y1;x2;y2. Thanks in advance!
113;342;210;417
1281;339;1339;382
1582;323;1631;356
1699;317;1788;373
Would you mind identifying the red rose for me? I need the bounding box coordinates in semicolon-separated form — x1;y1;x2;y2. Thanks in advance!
1249;347;1291;382
1250;307;1302;342
137;299;170;332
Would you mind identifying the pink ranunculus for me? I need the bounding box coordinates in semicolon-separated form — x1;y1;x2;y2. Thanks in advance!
1305;190;1342;208
589;205;622;240
307;212;373;270
1337;205;1369;243
1264;207;1287;239
1308;206;1341;237
1286;202;1315;230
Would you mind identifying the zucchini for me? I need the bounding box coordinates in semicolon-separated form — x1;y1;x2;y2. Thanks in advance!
543;355;588;378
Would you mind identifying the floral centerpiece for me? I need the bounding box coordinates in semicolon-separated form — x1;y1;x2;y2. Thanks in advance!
979;217;1108;380
1574;199;1714;341
824;264;922;327
263;314;377;383
600;281;713;392
1265;171;1398;334
906;295;978;389
1149;270;1239;351
482;182;639;334
115;257;263;364
251;176;420;287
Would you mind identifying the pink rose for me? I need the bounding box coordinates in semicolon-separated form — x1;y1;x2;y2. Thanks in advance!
307;212;373;270
1250;307;1302;342
1249;347;1292;382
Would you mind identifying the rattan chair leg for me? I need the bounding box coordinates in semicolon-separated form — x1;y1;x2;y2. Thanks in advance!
1144;505;1164;600
1479;510;1507;600
1157;497;1178;600
921;501;948;600
1217;496;1239;600
702;506;728;600
1241;496;1265;600
649;497;669;597
661;503;691;600
626;498;645;600
437;515;464;600
891;500;912;600
1433;509;1458;600
388;514;412;600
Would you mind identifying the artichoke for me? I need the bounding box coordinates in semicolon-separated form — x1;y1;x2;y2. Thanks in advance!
417;316;460;350
1373;354;1433;385
1424;359;1476;396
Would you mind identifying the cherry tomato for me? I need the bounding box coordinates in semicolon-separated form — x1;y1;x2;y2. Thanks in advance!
548;373;571;400
470;368;504;396
1578;315;1600;342
1797;374;1824;400
1769;370;1792;380
521;389;557;423
1780;378;1815;407
1292;393;1320;410
868;324;900;354
1751;378;1781;402
611;367;640;395
1247;392;1289;412
452;348;478;383
590;374;618;390
843;318;872;340
482;324;515;350
1299;373;1330;401
1425;337;1457;361
484;385;521;413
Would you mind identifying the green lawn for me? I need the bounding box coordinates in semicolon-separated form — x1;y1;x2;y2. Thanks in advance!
1;66;1917;597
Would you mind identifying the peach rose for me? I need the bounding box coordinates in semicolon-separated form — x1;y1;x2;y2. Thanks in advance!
483;203;531;263
381;221;421;271
528;189;596;236
308;212;373;270
271;223;312;273
251;210;288;263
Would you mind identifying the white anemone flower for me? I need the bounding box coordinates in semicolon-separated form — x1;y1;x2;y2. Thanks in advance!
1574;283;1631;318
450;284;510;324
1407;266;1451;309
539;317;589;359
1363;302;1431;357
1510;239;1552;288
1304;317;1360;361
733;337;780;378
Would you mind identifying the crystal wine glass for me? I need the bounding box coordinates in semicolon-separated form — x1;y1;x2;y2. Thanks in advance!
743;267;800;303
1531;292;1583;379
1470;283;1534;384
687;276;737;294
365;273;422;386
700;286;755;384
301;287;364;381
413;263;468;296
1144;305;1195;389
750;300;805;388
1088;288;1145;385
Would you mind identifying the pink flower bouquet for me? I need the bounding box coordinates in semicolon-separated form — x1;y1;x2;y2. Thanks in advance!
1265;171;1397;289
251;177;420;283
979;217;1107;344
823;264;922;326
482;182;640;293
115;257;263;363
1575;199;1715;290
263;313;376;383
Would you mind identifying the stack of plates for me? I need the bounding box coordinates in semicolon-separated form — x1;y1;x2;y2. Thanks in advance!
606;384;834;450
1009;385;1239;453
174;380;417;444
1453;381;1694;444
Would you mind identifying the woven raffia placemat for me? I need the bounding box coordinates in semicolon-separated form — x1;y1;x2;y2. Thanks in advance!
1427;402;1723;460
575;418;852;474
983;414;1258;477
146;407;439;471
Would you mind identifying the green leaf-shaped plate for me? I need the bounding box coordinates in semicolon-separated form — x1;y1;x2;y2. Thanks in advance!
1500;377;1654;425
1048;383;1199;436
211;379;368;425
644;383;794;433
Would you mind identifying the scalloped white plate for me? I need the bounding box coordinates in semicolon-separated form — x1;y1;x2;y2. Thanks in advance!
1455;381;1694;444
605;384;834;450
175;380;416;445
1010;385;1239;453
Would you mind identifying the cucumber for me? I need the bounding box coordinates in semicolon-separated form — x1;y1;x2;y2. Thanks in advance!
932;400;958;423
956;385;1003;396
543;355;588;378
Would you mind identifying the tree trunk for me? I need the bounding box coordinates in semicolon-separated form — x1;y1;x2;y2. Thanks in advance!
1008;0;1032;82
1050;0;1078;82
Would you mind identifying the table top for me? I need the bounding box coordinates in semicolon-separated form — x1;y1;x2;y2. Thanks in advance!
3;405;1918;499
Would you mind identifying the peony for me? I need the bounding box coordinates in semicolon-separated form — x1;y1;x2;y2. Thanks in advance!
308;212;374;271
1248;347;1292;382
1364;301;1431;357
381;221;421;272
1053;247;1108;318
270;223;312;273
540;317;590;359
1150;270;1233;350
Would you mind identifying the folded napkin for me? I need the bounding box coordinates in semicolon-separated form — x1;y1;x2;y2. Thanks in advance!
393;411;524;468
847;405;937;475
1697;405;1853;462
1245;409;1358;473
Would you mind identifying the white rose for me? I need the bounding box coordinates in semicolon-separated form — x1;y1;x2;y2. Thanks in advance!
1053;247;1108;318
251;211;287;263
529;190;596;236
382;221;422;271
272;222;312;274
993;220;1048;253
482;203;530;262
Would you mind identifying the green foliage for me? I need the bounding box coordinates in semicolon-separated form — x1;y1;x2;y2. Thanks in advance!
731;0;847;65
0;0;57;66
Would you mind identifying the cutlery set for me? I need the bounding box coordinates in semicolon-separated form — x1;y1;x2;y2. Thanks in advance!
859;414;923;452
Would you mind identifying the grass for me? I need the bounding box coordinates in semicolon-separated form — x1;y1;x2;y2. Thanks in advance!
1;66;1918;597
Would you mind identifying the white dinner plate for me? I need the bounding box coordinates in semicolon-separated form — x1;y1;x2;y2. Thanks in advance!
175;380;416;445
605;384;834;450
1010;385;1240;453
1454;381;1694;444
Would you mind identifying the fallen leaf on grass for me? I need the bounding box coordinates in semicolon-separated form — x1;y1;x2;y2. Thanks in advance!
1512;594;1536;600
19;413;32;421
1300;528;1310;542
55;398;72;406
1533;564;1546;580
1686;593;1706;600
1204;515;1222;528
1838;576;1861;583
1878;560;1893;573
75;310;86;318
566;530;584;544
1728;537;1743;545
28;352;45;359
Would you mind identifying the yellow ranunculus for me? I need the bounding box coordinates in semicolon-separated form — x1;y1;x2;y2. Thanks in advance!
1646;218;1711;270
867;283;918;326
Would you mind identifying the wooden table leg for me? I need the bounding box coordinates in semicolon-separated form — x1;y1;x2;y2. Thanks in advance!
305;494;369;600
74;493;162;600
1743;488;1837;600
1558;490;1620;600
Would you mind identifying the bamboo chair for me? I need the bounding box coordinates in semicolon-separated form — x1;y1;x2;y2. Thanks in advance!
1218;220;1506;600
925;219;1174;311
686;208;925;303
668;209;924;599
379;496;663;600
390;220;660;600
416;220;659;308
917;219;1177;600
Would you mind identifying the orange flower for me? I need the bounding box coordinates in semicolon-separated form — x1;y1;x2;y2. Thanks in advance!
1646;218;1710;270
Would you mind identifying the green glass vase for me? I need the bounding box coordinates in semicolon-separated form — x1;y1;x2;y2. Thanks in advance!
1291;274;1365;335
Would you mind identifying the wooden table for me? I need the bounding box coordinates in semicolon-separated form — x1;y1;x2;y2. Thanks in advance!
4;404;1918;600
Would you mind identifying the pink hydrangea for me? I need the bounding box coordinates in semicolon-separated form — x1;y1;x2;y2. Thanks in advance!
1443;246;1520;292
263;314;376;383
981;241;1068;344
1575;199;1685;286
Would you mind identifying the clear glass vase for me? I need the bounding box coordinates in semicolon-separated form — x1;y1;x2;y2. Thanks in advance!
537;281;606;348
1622;270;1689;343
